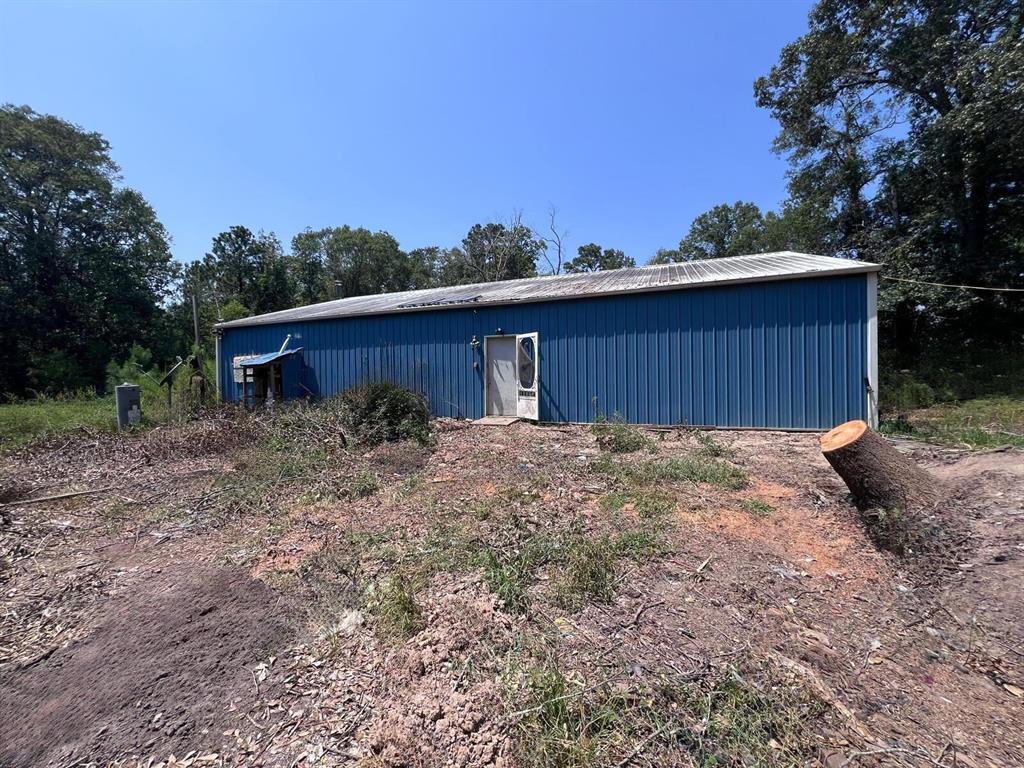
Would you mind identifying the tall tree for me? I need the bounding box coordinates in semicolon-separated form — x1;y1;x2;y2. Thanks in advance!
289;226;429;302
0;105;175;395
565;243;635;273
755;0;1024;355
652;202;773;263
201;226;294;316
439;216;544;285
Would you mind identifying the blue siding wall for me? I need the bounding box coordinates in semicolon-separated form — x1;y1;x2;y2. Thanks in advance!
218;274;868;429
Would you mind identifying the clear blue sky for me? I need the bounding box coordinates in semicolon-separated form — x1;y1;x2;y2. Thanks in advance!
1;0;813;267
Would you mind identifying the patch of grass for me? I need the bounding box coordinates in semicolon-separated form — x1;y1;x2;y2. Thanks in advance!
599;490;676;519
614;529;665;559
672;670;828;767
591;412;655;454
880;395;1024;449
367;571;424;640
509;655;826;768
397;473;425;497
0;393;117;452
351;471;380;498
595;454;747;490
551;535;619;611
480;534;560;614
509;656;641;768
740;498;773;518
695;431;733;459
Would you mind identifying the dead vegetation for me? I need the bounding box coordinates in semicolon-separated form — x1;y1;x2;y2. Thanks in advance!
1;403;1022;767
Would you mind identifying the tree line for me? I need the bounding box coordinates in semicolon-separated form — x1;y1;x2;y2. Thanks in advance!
2;0;1020;399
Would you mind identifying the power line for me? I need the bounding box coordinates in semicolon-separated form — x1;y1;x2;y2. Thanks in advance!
881;275;1024;293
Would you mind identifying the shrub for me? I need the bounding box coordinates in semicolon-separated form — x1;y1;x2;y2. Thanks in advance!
591;411;654;453
339;381;432;446
880;370;936;413
695;431;733;458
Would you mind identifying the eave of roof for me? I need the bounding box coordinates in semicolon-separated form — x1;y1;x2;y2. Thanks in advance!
237;348;303;367
217;251;880;330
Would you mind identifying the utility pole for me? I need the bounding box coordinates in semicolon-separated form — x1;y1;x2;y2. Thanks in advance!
190;292;206;404
191;293;201;347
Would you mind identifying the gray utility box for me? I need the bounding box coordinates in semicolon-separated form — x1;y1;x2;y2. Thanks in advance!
115;383;142;429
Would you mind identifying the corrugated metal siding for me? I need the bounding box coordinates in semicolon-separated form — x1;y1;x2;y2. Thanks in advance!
219;274;868;429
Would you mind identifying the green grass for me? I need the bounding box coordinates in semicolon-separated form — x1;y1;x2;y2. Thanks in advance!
591;413;655;454
367;571;424;640
511;660;641;768
0;394;118;451
740;498;773;518
594;454;747;490
880;395;1024;449
695;431;733;459
551;535;619;611
508;655;827;768
598;490;676;519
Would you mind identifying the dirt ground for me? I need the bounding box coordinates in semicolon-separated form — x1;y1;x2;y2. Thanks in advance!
0;414;1021;767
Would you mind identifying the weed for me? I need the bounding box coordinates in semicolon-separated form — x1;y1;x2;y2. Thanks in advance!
480;534;559;614
695;431;733;458
595;455;747;490
591;412;655;454
599;490;675;519
419;524;481;574
740;498;773;518
671;669;828;767
351;471;380;498
397;473;425;497
510;658;638;767
367;571;424;640
509;655;825;768
551;535;618;611
614;529;665;559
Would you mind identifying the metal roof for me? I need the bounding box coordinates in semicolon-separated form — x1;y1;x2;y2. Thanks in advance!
237;348;303;367
217;251;879;329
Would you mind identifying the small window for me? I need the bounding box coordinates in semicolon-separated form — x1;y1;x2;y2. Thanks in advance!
518;336;536;389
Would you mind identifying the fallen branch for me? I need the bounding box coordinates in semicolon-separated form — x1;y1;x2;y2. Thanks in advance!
0;485;119;507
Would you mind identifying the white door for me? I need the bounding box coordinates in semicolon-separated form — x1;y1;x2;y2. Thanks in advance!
516;332;539;421
485;336;517;416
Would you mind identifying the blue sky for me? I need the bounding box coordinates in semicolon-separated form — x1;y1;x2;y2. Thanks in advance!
1;0;813;267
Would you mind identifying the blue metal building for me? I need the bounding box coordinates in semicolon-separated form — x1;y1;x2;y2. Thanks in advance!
216;252;880;430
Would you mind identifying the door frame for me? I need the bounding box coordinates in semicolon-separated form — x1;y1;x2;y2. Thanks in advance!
483;334;517;417
483;333;540;419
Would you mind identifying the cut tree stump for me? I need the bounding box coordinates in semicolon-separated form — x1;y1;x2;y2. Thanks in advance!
820;420;938;511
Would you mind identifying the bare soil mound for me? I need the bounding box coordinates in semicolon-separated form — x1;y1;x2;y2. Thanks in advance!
0;562;292;767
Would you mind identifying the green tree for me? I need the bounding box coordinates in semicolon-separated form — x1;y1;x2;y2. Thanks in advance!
652;202;774;263
755;0;1024;358
565;243;635;273
202;226;294;315
439;217;544;284
289;226;429;302
0;105;176;396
